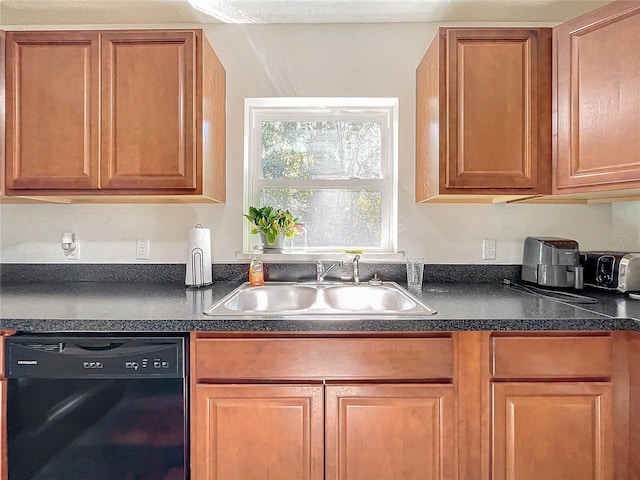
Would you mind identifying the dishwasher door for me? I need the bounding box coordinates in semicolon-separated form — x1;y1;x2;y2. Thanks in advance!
5;334;188;480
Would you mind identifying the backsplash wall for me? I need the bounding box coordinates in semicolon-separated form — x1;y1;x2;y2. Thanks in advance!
1;22;638;264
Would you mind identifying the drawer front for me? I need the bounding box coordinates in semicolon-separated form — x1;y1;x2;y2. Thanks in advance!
194;337;453;381
491;334;613;379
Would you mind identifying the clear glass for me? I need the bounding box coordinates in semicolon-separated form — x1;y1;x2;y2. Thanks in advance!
245;98;398;254
285;222;308;252
406;257;425;291
260;188;382;249
261;121;382;180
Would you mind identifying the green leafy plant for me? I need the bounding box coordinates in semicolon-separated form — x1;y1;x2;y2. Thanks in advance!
244;206;301;245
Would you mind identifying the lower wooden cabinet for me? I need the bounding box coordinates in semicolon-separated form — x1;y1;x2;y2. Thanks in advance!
190;331;637;480
1;332;9;480
190;334;456;480
0;379;5;480
325;384;455;480
192;382;454;480
192;384;324;480
492;382;613;480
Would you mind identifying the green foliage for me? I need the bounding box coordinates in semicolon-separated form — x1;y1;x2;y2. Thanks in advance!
244;205;301;245
255;119;385;249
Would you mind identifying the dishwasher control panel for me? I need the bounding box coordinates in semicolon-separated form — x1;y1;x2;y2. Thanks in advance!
5;335;186;379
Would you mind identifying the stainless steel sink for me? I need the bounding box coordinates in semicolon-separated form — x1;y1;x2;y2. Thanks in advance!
204;281;437;318
323;285;417;311
224;284;318;312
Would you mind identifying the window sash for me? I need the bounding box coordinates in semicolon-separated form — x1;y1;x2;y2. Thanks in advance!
244;98;398;254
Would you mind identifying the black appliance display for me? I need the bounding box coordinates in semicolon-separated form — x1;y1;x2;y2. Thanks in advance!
5;334;188;480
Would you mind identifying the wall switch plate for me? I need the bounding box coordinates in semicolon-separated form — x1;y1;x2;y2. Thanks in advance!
66;240;80;260
136;239;150;260
483;238;496;260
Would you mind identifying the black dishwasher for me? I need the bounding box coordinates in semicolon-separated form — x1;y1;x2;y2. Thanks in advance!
5;334;188;480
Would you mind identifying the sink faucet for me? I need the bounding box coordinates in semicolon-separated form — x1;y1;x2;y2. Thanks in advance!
316;260;343;282
352;254;361;284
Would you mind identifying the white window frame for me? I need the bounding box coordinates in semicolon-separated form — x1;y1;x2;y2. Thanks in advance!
243;97;398;254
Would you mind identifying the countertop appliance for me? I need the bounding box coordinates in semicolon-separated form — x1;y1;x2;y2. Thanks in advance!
521;236;584;289
5;334;188;480
581;251;640;293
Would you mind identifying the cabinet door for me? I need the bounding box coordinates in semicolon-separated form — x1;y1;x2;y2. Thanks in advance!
325;384;455;480
192;384;324;480
554;2;640;192
445;29;551;191
101;30;197;191
1;333;8;480
492;382;613;480
5;31;100;191
0;379;5;480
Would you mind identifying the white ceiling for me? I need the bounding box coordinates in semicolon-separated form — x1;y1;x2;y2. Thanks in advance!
0;0;614;25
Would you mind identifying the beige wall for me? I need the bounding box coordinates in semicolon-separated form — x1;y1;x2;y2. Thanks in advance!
1;22;638;264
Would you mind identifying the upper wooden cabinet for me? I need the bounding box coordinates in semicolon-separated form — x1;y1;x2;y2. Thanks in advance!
3;29;226;202
5;31;100;191
553;1;640;195
416;28;552;202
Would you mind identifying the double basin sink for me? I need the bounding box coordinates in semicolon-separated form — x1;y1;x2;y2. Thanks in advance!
204;281;437;319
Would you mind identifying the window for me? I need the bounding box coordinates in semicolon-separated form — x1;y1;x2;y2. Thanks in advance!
244;98;398;254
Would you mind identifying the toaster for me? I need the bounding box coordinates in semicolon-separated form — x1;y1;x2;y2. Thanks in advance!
580;252;640;293
521;237;583;289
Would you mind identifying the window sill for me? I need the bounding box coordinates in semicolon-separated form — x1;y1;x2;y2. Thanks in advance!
235;252;406;263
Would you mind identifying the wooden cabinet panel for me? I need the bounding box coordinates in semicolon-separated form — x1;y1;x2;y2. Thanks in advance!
554;1;640;193
491;334;613;379
0;379;5;480
1;331;12;480
192;384;324;480
492;382;613;480
101;31;196;190
5;31;99;191
325;384;455;480
416;28;551;201
1;30;6;198
3;29;225;201
446;30;544;189
0;379;4;480
629;332;640;478
193;337;453;381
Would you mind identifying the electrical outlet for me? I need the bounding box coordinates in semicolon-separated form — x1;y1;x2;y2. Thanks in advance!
136;239;149;260
483;238;496;260
66;240;80;260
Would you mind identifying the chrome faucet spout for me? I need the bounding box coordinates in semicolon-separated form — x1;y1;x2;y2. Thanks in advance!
316;260;343;282
352;255;361;285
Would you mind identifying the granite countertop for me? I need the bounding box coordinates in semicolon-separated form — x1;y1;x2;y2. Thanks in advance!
1;280;638;333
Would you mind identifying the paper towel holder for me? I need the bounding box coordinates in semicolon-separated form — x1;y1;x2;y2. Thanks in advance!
186;224;213;288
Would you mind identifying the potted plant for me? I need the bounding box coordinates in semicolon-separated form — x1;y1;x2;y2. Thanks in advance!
244;206;301;251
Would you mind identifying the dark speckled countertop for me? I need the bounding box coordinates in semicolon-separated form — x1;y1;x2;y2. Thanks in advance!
1;280;638;333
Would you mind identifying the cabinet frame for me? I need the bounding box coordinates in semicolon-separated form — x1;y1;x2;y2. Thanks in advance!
553;1;640;194
190;333;456;480
3;28;225;202
415;27;552;202
4;31;100;191
492;381;614;480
